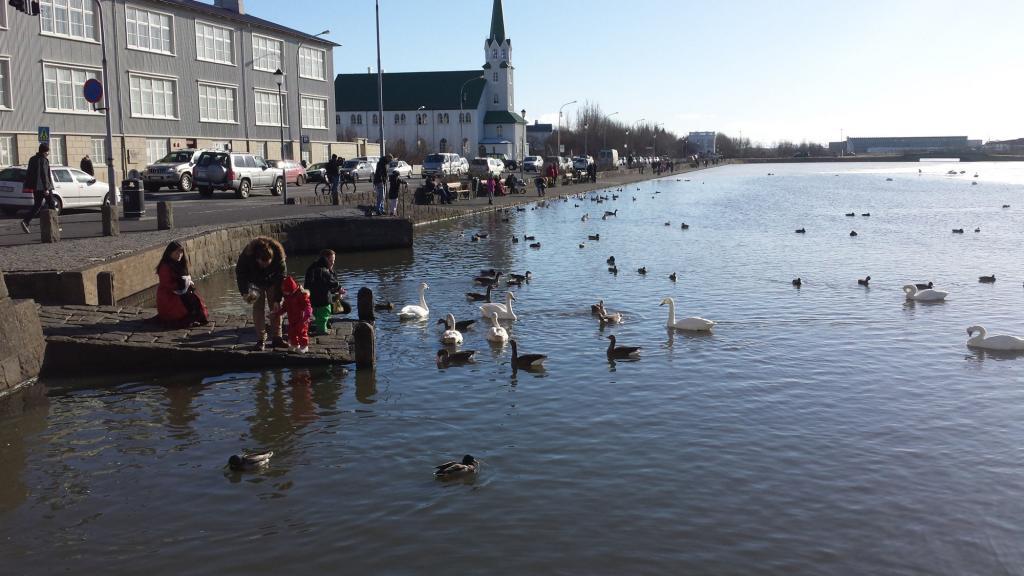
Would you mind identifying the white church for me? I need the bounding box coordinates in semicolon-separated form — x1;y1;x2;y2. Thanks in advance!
334;0;526;161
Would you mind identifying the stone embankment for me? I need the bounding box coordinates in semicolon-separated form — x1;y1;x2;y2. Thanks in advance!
0;271;46;396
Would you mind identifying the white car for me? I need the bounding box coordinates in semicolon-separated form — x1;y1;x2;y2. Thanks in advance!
0;165;119;215
469;157;505;179
388;160;413;179
523;155;544;172
572;156;594;171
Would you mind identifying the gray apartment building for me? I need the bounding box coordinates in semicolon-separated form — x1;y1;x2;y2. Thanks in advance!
0;0;344;184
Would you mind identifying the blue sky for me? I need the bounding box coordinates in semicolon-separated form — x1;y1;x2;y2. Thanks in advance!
244;0;1023;144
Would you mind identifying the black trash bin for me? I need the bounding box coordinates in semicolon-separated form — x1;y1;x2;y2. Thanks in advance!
122;178;145;218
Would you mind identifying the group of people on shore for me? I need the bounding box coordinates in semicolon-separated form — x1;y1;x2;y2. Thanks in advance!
155;237;349;353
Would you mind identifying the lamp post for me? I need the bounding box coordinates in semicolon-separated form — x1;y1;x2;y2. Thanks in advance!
296;29;331;166
416;105;425;160
630;118;644;165
603;111;618;148
583;123;589;156
520;109;526;180
557;100;577;157
459;75;484;157
273;69;288;204
653;123;664;158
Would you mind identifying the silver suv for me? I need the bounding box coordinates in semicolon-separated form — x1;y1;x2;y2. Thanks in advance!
193;152;284;199
144;149;205;192
341;159;374;182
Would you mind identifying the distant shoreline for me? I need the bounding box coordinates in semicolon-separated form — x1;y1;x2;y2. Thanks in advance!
733;153;1024;164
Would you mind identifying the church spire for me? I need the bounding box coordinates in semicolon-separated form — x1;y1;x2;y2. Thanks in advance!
489;0;506;44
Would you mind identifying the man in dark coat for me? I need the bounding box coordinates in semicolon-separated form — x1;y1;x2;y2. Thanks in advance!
373;155;391;214
326;154;340;202
80;155;95;176
21;144;55;233
236;236;288;350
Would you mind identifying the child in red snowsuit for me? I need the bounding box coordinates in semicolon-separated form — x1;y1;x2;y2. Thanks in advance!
275;276;313;353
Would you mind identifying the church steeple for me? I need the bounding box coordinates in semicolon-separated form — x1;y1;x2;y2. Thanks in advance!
489;0;505;44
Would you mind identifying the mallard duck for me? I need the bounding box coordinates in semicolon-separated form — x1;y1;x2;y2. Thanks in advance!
845;212;856;217
436;349;477;367
466;284;492;302
434;455;479;479
228;450;273;471
669;272;677;282
509;271;532;282
858;275;871;286
862;213;870;217
588;234;600;241
523;235;536;241
579;243;585;249
507;277;523;287
598;303;623;325
374;300;394;311
510;339;547;370
1002;204;1010;209
680;222;689;230
606;335;641;359
979;275;996;283
849;230;858;237
664;221;671;226
529;242;541;249
511;236;519;244
792;277;802;287
474;272;502;287
974;227;981;233
637;267;647;275
952;228;964;234
795;228;806;234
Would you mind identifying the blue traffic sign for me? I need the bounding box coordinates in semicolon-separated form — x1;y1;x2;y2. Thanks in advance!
83;79;103;104
38;127;49;144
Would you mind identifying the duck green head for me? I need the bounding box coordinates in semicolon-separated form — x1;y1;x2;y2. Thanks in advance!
462;455;476;465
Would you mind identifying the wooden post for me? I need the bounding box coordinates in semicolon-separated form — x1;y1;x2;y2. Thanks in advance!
102;203;120;236
357;287;375;323
40;209;60;243
97;271;116;306
353;321;376;369
157;201;173;230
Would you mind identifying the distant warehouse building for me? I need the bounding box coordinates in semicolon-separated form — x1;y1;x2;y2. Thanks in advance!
687;131;716;155
0;0;343;184
846;136;969;154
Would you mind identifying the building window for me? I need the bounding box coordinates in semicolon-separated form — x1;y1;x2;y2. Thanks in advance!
335;114;340;125
349;114;356;124
195;21;233;65
393;114;399;125
300;96;326;129
0;59;10;109
49;135;65;166
90;137;105;165
254;89;286;126
0;4;7;29
493;72;498;82
400;113;406;125
464;114;471;125
298;46;325;80
501;49;506;59
252;34;283;72
444;113;450;124
126;6;173;54
437;113;443;124
358;114;364;125
493;94;499;105
129;74;177;119
491;49;497;58
0;136;15;166
146;138;168;165
198;83;236;123
43;63;100;114
369;114;374;125
497;125;503;137
40;0;97;42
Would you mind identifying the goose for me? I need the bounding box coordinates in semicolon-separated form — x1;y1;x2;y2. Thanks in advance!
885;178;893;182
792;278;802;287
1003;204;1010;209
606;256;616;265
979;275;996;283
915;281;933;290
479;268;498;277
598;305;623;325
850;230;858;237
474;272;502;287
660;297;715;331
952;228;964;234
466;284;492;302
228;450;273;471
669;273;677;282
511;236;519;244
508;271;532;282
436;349;477;367
507;277;524;287
434;455;479;480
604;209;618;217
638;267;647;275
529;242;541;249
591;300;605;315
795;228;806;233
858;276;871;287
480;291;517;320
845;212;856;217
904;284;948;302
861;213;871;217
966;326;1024;351
606;335;641;359
374;300;394;311
664;221;671;226
398;282;429;319
510;339;547;370
974;227;981;233
438;314;464;345
608;265;618;275
588;234;600;241
680;222;690;229
485;312;509;343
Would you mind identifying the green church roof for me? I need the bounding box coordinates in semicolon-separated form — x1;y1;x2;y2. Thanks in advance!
489;0;505;43
335;71;487;112
484;110;526;125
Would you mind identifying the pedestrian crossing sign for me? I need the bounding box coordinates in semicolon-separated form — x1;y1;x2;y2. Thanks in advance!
38;127;50;144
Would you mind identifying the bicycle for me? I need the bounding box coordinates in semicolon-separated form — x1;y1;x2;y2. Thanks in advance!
314;174;356;201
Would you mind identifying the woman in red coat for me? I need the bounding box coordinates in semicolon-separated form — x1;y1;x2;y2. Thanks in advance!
156;241;209;328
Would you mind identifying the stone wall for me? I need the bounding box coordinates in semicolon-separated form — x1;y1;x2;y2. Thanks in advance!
0;271;46;397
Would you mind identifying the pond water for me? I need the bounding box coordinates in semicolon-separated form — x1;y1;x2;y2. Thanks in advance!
3;162;1024;574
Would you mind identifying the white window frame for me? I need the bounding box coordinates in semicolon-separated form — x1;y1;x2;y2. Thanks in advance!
300;95;327;129
298;46;326;81
146;138;169;165
39;0;99;43
42;61;102;115
89;137;106;166
195;20;235;66
0;3;8;30
128;72;179;120
254;88;287;126
0;135;15;167
49;135;66;166
0;57;12;111
197;81;238;124
251;33;283;73
124;4;175;56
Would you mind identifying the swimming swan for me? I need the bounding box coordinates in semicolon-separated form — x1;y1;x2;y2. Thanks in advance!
439;313;464;344
486;312;509;343
660;297;715;331
966;326;1024;351
480;291;517;320
903;284;948;302
398;282;429;320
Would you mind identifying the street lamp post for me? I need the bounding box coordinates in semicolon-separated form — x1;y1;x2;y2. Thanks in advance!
296;30;331;166
603;111;618;148
459;75;484;158
583;123;589;156
520;109;526;181
557;100;577;157
273;69;288;204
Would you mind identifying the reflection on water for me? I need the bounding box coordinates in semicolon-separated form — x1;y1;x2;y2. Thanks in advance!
3;162;1024;573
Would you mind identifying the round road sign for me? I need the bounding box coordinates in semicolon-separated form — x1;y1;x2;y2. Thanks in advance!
83;79;103;104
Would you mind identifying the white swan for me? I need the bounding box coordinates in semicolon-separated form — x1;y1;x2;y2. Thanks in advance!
485;312;509;343
903;284;948;302
966;326;1024;351
440;313;463;345
480;291;517;320
660;297;714;332
398;282;429;320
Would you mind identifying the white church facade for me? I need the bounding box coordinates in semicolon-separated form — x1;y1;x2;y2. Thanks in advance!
334;0;526;161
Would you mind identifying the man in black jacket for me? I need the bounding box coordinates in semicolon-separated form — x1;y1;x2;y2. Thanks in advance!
236;236;288;350
21;144;55;234
80;155;95;176
373;154;391;214
326;154;340;202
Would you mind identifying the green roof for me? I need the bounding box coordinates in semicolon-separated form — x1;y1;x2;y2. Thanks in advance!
335;71;486;112
489;0;506;43
484;110;526;125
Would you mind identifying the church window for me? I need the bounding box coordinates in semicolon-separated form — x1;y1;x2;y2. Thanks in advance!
497;125;503;137
400;113;406;124
350;114;356;124
493;94;499;105
372;114;378;125
394;114;399;124
465;115;471;125
437;113;443;124
440;113;446;124
357;115;363;125
492;49;497;58
493;72;498;82
501;49;506;59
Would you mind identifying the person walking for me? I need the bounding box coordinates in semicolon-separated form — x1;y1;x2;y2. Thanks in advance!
326;154;340;202
21;144;55;234
236;236;288;351
373;155;391;215
486;175;495;205
80;154;95;177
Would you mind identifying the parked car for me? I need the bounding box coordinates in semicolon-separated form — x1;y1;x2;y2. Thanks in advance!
572;155;594;171
193;152;284;199
388;160;413;178
544;156;571;175
143;149;205;192
0;165;120;215
305;162;329;183
523;155;544;172
456;156;470;176
267;160;306;185
469;157;505;179
422;153;462;179
486;152;517;171
341;159;374;181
